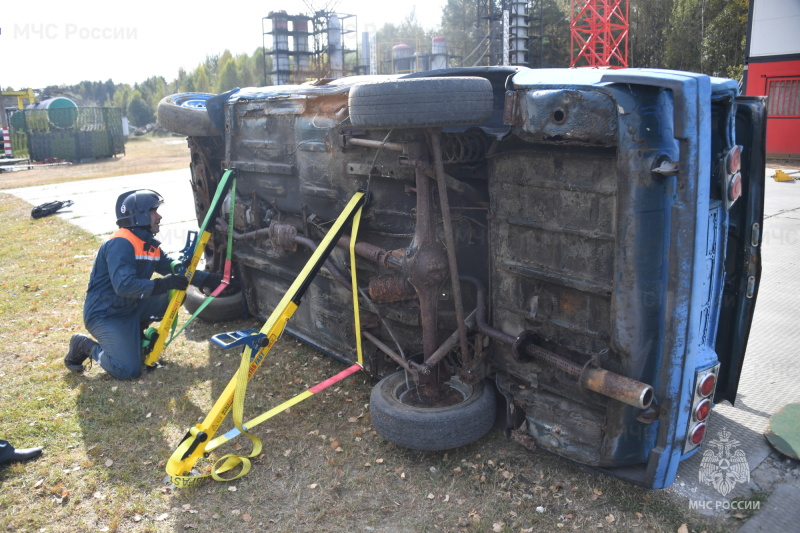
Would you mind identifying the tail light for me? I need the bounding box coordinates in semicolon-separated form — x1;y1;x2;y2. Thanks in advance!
684;365;720;453
728;172;742;202
726;145;742;174
697;373;716;397
690;423;707;446
694;398;712;421
721;145;744;208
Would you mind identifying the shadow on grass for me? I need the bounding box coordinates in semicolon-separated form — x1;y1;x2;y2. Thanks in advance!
71;361;208;484
68;316;256;500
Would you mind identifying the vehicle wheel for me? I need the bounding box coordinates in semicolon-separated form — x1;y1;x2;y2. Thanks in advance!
370;371;496;451
182;285;246;323
348;77;494;128
157;93;219;136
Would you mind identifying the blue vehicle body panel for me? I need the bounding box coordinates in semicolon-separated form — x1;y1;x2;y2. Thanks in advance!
492;68;754;487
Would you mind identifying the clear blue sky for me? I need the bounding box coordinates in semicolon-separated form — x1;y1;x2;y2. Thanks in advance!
1;0;447;90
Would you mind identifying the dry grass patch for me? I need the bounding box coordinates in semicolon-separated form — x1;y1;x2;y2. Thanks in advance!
0;134;190;190
0;193;742;533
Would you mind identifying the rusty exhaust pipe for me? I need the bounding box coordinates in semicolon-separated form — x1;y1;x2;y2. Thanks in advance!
513;331;654;410
579;367;654;410
459;276;654;409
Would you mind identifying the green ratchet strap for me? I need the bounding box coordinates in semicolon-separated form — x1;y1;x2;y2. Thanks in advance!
166;191;367;487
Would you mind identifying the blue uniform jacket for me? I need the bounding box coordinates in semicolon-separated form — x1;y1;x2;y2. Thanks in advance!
83;227;209;322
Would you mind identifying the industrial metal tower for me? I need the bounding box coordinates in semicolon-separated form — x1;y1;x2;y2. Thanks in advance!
570;0;629;68
263;11;357;85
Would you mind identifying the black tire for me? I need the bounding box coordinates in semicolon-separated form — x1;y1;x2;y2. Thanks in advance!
348;77;494;129
370;371;496;451
157;93;219;136
182;285;246;323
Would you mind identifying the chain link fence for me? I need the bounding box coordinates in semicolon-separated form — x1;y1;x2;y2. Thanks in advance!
9;107;125;161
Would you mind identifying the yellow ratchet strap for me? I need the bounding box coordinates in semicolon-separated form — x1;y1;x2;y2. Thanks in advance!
142;231;210;368
350;203;364;366
144;169;236;368
166;191;366;487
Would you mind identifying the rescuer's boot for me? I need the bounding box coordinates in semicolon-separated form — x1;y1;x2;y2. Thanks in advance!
64;334;98;373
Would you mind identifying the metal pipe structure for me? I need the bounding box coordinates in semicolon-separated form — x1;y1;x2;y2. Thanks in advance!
361;330;425;376
399;157;488;207
336;235;403;269
429;128;471;366
509;0;528;65
346;137;406;153
415;310;477;373
570;0;629;68
217;218;353;288
514;333;654;409
460;276;654;410
220;218;401;270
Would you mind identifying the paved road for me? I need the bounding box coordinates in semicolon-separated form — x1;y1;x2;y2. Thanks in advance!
5;168;198;255
5;167;800;529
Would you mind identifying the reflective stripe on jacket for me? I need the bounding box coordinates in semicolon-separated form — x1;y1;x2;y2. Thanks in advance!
110;228;162;263
84;227;172;322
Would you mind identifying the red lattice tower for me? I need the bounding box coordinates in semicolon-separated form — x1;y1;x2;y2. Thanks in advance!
570;0;629;68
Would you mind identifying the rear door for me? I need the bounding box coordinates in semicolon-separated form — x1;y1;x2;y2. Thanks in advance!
713;96;767;405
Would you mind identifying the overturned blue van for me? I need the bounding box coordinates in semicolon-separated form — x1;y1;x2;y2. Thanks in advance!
158;66;765;488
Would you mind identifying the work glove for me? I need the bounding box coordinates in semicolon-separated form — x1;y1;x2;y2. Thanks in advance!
203;273;223;290
152;274;189;295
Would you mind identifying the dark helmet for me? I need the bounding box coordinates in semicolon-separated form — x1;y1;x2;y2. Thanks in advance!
115;189;164;228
